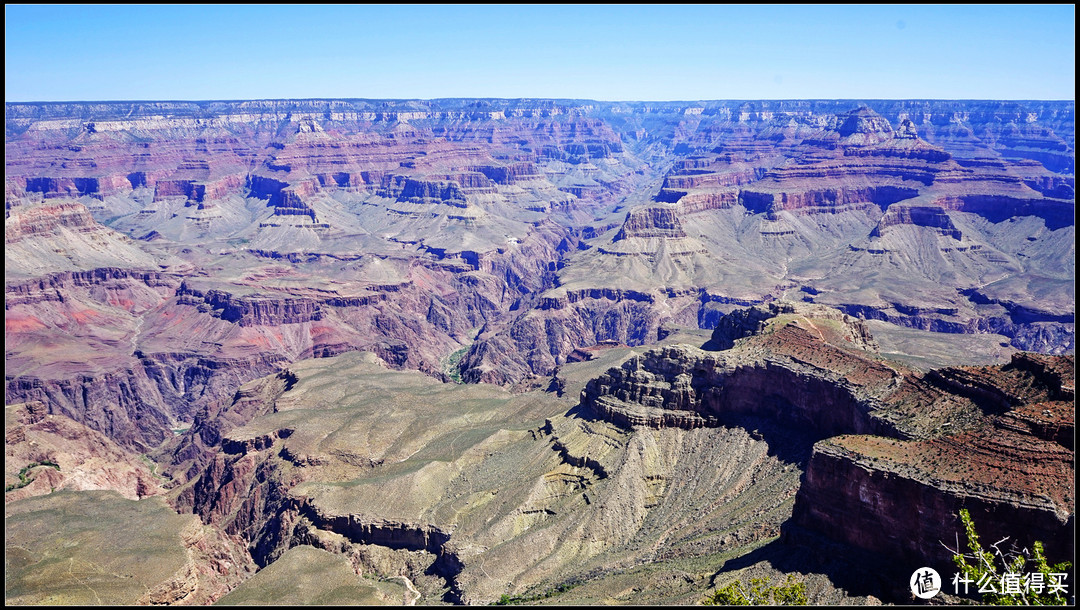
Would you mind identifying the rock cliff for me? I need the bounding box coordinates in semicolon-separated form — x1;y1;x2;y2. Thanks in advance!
7;99;1072;389
577;303;1074;599
4;401;163;502
169;350;815;604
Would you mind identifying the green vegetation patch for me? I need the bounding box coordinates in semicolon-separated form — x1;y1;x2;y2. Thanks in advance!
5;460;60;492
704;574;808;605
140;454;167;482
5;490;195;605
950;509;1072;606
443;346;470;384
215;545;404;605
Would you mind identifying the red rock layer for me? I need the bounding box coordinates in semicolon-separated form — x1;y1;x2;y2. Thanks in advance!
788;352;1074;576
578;304;1074;590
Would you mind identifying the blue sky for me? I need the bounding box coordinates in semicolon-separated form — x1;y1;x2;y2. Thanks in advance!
5;4;1075;102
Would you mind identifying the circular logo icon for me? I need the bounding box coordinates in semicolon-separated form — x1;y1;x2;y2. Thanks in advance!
910;567;941;599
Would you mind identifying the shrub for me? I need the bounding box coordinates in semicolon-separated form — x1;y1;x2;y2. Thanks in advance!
946;508;1072;605
5;460;61;492
704;574;807;605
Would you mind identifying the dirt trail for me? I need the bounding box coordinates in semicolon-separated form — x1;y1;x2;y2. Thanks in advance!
398;574;420;606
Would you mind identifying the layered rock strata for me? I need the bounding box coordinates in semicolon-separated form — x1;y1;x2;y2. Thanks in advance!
578;303;1074;599
4;401;163;502
170;350;812;604
7;99;1073;392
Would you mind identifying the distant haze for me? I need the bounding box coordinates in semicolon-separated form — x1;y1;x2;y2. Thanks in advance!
4;4;1076;102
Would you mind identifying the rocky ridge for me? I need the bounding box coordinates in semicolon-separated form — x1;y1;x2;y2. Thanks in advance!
578;303;1074;599
4;401;162;502
166;350;814;604
146;303;1074;604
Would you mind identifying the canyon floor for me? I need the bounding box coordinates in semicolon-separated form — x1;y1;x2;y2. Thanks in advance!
5;98;1075;605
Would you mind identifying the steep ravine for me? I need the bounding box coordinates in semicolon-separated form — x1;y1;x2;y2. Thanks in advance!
172;345;825;604
576;303;1074;601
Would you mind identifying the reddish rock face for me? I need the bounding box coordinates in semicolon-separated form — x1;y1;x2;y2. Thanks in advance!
4;401;165;502
5;200;98;238
579;303;1074;596
614;206;687;240
787;421;1073;599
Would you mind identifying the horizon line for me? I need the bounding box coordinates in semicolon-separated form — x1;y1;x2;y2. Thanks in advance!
7;97;1077;105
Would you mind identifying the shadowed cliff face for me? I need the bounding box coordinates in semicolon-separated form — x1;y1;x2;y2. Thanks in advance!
165;304;1073;604
577;303;1074;601
169;350;819;604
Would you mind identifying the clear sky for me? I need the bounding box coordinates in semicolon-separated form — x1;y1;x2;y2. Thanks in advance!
5;4;1075;102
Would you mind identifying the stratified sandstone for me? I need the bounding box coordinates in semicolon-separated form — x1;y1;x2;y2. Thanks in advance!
6;99;1073;404
577;303;1074;599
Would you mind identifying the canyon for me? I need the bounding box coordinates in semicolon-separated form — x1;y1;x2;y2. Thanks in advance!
5;98;1074;604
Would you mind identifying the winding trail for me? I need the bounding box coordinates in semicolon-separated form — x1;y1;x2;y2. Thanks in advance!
68;557;104;605
800;316;826;343
129;314;144;356
397;574;420;606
